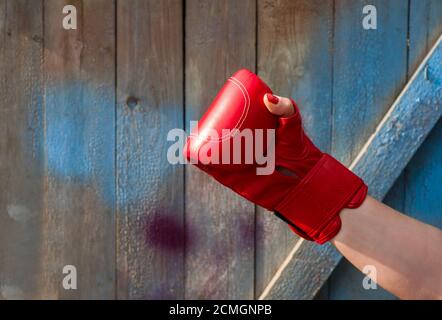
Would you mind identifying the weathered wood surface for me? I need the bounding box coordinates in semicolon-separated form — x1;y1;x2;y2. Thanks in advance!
42;0;116;298
261;34;442;300
352;40;442;199
185;0;256;299
325;0;442;299
256;0;333;297
1;0;441;300
332;0;409;166
409;0;442;74
402;0;442;233
0;0;44;299
262;0;410;300
404;119;442;226
116;0;184;299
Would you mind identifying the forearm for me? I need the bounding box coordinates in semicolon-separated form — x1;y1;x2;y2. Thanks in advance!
331;196;442;299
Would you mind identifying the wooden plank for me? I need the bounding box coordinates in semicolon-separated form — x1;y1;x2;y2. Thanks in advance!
256;0;333;298
267;0;408;300
332;0;408;166
41;0;115;298
185;0;256;299
326;257;398;299
0;0;44;299
404;119;442;227
260;34;442;300
404;0;442;228
116;0;184;299
409;0;442;74
327;0;442;299
320;0;408;299
354;38;442;199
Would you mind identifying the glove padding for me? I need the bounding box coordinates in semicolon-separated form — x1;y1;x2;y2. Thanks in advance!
184;69;367;244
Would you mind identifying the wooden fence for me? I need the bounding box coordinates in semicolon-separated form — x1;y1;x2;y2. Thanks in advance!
0;0;441;299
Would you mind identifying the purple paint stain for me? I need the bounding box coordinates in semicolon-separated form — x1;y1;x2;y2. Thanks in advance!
232;212;256;250
143;286;180;300
238;218;255;245
144;212;193;252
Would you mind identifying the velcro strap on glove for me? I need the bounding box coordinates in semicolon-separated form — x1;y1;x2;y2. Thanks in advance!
275;154;367;244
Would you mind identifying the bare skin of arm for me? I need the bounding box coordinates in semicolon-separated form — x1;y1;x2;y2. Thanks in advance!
333;196;442;299
264;94;442;300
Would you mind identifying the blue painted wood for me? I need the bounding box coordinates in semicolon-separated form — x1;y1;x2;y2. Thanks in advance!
42;0;116;298
403;0;442;230
275;0;409;299
262;33;442;301
404;119;442;228
351;41;442;199
1;0;440;300
326;42;442;299
116;0;184;299
256;0;334;298
327;261;398;300
409;0;442;74
332;0;409;166
326;0;442;300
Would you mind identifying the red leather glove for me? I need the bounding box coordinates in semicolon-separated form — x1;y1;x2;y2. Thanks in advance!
184;69;368;244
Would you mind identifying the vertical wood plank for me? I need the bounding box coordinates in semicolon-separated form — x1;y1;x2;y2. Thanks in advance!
404;0;442;228
332;0;408;165
0;0;44;299
327;0;442;299
404;119;442;227
256;0;334;297
327;0;409;299
409;0;442;74
42;0;115;298
116;0;184;299
185;0;256;299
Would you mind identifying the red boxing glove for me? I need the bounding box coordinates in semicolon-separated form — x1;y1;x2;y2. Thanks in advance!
184;69;367;244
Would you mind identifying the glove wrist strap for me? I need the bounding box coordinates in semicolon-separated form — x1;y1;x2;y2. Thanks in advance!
275;154;368;244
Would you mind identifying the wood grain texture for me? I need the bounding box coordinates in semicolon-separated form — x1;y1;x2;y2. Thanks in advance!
185;0;256;299
0;0;44;299
1;0;440;300
265;0;409;300
116;0;184;299
404;119;442;227
262;35;442;300
41;0;116;299
261;240;341;299
332;0;408;165
325;0;442;300
403;0;442;229
319;0;408;299
409;0;442;74
353;35;442;200
256;0;333;298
